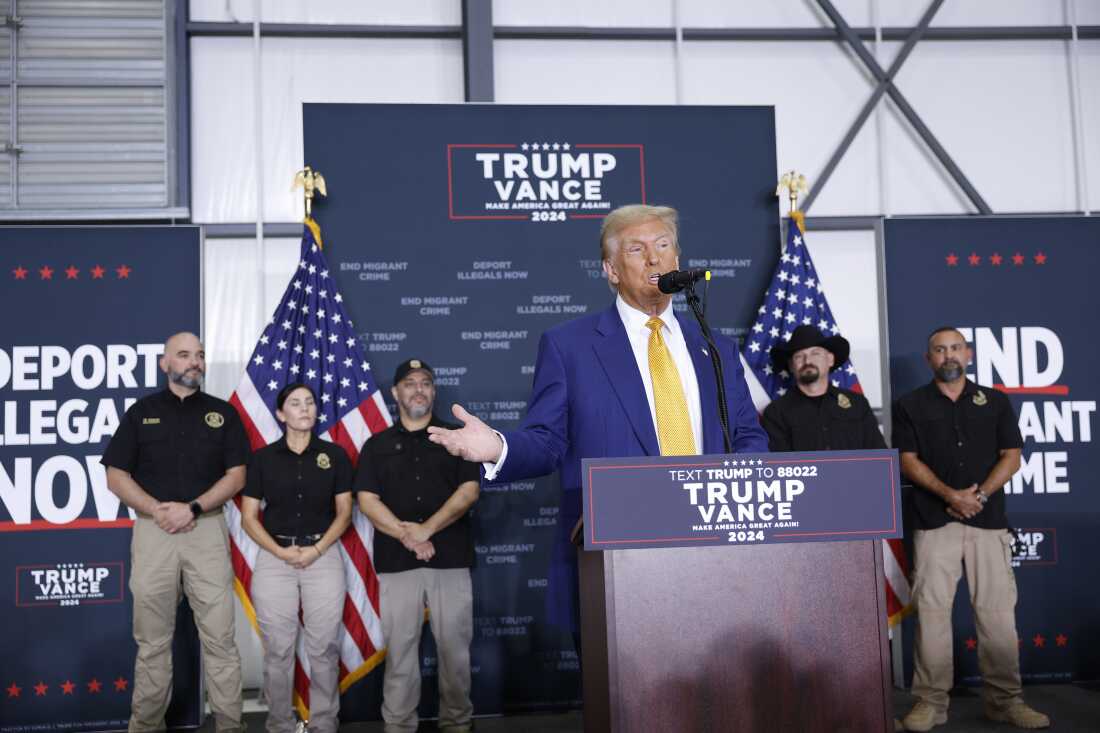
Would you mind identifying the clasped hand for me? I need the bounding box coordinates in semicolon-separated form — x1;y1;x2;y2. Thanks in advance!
153;502;196;534
946;484;985;521
278;545;322;569
398;521;435;562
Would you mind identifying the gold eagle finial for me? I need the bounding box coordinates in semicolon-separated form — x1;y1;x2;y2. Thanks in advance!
776;170;808;214
292;166;327;219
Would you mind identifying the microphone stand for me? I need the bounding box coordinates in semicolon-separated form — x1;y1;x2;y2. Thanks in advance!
682;282;732;453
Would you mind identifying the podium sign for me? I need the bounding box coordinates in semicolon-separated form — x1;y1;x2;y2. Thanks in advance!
582;449;901;551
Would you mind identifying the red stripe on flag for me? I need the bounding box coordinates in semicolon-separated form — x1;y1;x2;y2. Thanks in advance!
327;420;360;466
293;657;311;710
342;593;378;661
342;526;381;616
886;538;910;575
229;392;267;451
338;660;349;681
885;581;903;618
360;398;390;437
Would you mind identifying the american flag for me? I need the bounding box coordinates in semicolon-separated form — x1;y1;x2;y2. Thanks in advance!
226;218;391;716
739;211;912;626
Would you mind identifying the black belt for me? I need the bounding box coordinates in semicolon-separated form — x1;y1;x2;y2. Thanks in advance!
273;533;323;548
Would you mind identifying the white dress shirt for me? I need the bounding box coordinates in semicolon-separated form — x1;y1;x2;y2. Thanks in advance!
484;295;704;479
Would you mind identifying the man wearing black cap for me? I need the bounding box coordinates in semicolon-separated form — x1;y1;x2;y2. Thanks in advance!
354;358;480;733
761;325;884;452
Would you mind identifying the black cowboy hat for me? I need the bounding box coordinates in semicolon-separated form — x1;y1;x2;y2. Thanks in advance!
770;325;850;372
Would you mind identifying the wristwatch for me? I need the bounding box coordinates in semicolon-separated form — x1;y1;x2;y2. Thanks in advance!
976;491;988;505
189;501;203;519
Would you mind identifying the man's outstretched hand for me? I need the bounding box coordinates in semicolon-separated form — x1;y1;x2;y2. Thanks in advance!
427;404;504;463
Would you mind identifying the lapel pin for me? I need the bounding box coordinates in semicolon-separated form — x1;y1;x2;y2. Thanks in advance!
701;347;709;356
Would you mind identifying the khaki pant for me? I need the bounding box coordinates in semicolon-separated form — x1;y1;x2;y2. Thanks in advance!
911;523;1022;711
251;547;346;733
129;513;242;732
379;567;473;733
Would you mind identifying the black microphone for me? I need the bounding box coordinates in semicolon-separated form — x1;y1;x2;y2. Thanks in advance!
657;268;710;294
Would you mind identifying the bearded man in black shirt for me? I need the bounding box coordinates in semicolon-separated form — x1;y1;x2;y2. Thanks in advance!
894;327;1048;732
762;325;883;452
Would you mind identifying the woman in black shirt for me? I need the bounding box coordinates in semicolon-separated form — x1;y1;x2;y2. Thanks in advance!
241;383;352;733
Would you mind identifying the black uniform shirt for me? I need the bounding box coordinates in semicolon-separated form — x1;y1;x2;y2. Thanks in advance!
242;435;353;537
762;385;886;452
892;380;1023;531
101;389;249;503
354;415;480;573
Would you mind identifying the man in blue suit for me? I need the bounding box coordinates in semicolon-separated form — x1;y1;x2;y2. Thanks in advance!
429;203;768;631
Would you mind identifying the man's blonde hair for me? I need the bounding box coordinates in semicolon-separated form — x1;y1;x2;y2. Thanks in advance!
599;204;680;261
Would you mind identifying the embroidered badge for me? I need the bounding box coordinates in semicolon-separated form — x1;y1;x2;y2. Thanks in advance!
973;390;988;406
317;453;332;470
142;417;161;425
205;412;225;428
837;393;852;409
409;359;422;369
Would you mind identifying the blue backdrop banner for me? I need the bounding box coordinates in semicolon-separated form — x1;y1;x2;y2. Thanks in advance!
884;216;1100;684
0;226;203;730
303;103;781;717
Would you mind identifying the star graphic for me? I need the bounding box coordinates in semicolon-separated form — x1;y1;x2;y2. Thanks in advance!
60;680;75;695
39;265;54;280
6;682;20;697
1032;633;1046;648
1034;252;1047;265
968;252;981;266
113;676;128;691
65;265;79;279
34;681;48;696
87;678;102;693
90;264;105;279
13;266;28;279
1012;252;1025;266
1055;633;1068;647
965;637;977;651
990;253;1003;266
116;264;132;279
945;253;958;266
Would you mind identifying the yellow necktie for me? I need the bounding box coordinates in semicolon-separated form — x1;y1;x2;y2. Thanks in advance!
646;317;696;456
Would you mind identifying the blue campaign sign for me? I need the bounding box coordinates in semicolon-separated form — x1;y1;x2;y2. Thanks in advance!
582;449;901;551
884;216;1100;683
303;103;780;717
0;226;202;730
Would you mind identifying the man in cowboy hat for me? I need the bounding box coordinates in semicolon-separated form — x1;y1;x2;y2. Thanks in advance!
761;324;884;452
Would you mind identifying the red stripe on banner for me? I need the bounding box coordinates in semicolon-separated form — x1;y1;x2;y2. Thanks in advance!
327;420;360;465
994;384;1069;395
229;392;267;451
0;519;133;532
360;398;390;436
343;527;381;616
342;593;377;661
850;382;864;395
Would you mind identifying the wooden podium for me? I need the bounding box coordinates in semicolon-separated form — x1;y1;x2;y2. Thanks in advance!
578;451;899;733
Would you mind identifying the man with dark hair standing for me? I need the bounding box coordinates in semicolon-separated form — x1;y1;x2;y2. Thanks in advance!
894;327;1049;731
761;324;883;453
356;358;480;733
102;331;247;732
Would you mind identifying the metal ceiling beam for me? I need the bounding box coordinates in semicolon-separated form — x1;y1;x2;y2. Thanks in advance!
807;0;992;214
462;0;495;102
802;0;944;213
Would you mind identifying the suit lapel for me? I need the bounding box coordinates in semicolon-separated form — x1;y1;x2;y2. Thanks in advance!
593;306;660;455
677;312;722;454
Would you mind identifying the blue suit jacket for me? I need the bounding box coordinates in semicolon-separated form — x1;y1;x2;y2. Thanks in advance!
494;304;768;627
